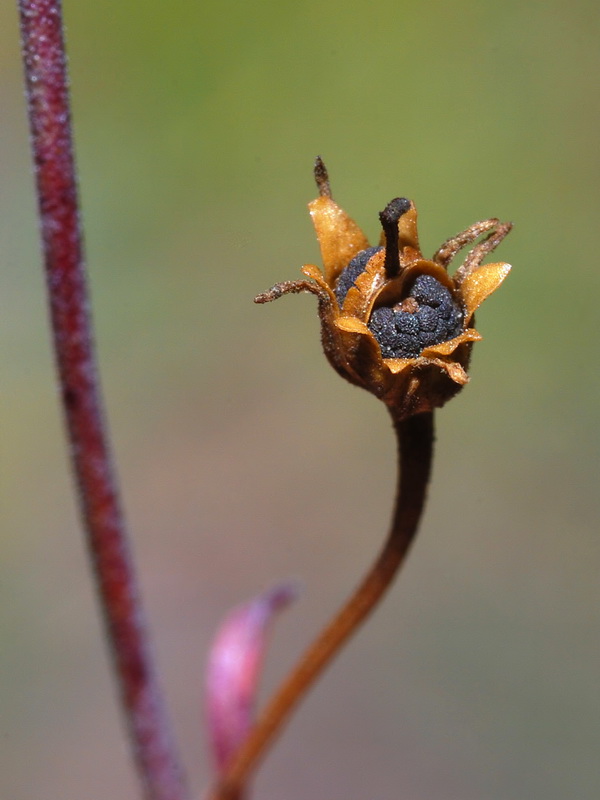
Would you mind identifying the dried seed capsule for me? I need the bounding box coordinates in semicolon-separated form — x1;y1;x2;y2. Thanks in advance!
256;159;512;420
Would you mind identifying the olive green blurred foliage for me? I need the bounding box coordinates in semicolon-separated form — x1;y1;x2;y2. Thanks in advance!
1;1;599;799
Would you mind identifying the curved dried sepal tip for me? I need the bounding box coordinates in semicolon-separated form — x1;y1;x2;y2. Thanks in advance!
460;262;511;322
205;582;299;773
313;156;332;198
308;196;370;287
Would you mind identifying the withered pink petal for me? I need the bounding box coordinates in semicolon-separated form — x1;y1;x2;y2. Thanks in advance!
205;582;298;773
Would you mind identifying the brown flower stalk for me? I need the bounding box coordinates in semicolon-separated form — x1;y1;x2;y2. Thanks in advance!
209;411;434;800
17;3;189;799
209;159;512;799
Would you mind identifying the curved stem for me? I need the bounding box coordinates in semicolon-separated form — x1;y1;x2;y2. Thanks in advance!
209;410;435;800
17;3;189;799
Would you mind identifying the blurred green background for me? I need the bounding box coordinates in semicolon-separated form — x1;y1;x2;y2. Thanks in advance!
2;0;599;798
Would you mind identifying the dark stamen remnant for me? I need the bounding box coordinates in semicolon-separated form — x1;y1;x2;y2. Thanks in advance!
368;275;463;359
334;246;383;306
379;197;411;279
314;156;332;198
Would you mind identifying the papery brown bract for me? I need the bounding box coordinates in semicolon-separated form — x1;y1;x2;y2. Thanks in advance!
256;159;512;420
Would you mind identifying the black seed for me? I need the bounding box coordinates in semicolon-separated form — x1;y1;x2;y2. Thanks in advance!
395;313;419;335
416;306;437;332
438;299;453;320
420;331;438;347
434;319;447;339
369;307;401;357
396;334;421;358
367;274;463;359
411;274;451;307
369;306;394;331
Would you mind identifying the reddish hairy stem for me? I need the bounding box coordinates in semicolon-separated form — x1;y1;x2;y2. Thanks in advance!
17;3;189;799
209;411;435;800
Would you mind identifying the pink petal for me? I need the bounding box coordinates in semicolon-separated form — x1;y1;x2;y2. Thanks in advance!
205;582;298;773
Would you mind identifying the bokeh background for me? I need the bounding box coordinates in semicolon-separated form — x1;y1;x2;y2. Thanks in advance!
2;1;599;798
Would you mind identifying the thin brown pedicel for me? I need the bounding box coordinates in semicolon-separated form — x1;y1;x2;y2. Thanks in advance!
210;410;434;800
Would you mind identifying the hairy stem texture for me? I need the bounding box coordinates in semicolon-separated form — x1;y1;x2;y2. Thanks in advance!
210;410;435;800
17;3;189;799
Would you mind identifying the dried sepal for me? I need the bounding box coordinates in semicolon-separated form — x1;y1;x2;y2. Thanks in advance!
460;261;512;322
308;196;370;286
420;328;482;358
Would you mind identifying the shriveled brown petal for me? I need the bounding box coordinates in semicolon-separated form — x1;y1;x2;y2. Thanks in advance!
460;262;511;322
254;277;325;305
433;218;500;268
308;196;370;287
420;328;482;359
